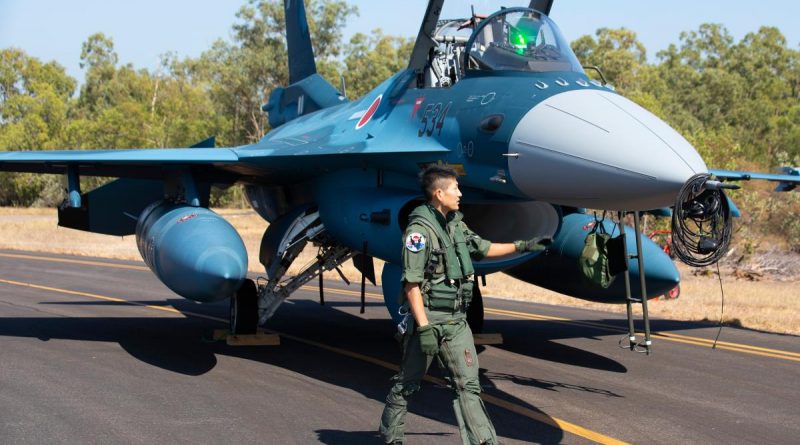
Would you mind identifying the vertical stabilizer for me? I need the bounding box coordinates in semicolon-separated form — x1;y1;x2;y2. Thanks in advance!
285;0;317;84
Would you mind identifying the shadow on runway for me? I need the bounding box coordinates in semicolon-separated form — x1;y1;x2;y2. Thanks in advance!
0;313;568;444
280;298;630;374
481;369;623;398
2;294;618;443
7;291;737;443
315;429;453;444
0;316;219;376
485;323;628;373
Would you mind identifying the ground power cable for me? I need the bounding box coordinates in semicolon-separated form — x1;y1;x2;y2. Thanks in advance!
712;261;725;349
671;173;737;348
671;173;734;267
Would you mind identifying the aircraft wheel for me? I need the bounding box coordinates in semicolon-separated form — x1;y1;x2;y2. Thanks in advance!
467;282;484;334
230;279;258;335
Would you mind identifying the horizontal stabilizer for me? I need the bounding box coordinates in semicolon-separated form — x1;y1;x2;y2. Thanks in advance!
263;74;345;128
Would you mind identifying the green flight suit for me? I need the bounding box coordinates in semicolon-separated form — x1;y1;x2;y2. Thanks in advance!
380;204;497;445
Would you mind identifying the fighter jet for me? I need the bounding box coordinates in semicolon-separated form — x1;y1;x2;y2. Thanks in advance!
1;0;797;336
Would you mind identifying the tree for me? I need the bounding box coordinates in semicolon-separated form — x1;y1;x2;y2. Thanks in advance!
0;48;77;205
185;0;357;145
340;30;414;99
571;28;647;91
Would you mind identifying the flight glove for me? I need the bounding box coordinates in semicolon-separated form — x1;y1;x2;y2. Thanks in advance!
514;237;552;253
417;324;438;355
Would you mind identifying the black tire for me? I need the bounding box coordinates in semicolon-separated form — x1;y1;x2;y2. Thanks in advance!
467;282;485;334
230;279;259;335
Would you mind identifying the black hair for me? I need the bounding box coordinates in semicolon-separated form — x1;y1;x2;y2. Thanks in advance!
419;165;458;201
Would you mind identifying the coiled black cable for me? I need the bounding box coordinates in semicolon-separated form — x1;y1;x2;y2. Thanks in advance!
671;173;733;267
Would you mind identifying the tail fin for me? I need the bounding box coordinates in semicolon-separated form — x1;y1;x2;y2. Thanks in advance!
264;1;345;128
285;0;316;83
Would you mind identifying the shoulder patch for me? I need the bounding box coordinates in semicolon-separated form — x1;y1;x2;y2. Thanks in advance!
405;232;426;252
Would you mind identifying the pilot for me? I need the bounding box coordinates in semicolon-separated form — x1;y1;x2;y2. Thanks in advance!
379;165;549;445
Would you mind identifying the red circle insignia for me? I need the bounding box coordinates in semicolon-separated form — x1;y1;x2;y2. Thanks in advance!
355;94;382;130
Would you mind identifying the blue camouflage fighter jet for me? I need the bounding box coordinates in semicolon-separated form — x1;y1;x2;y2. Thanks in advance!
1;0;798;336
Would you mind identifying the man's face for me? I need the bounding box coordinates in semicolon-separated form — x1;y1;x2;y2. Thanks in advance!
434;177;462;213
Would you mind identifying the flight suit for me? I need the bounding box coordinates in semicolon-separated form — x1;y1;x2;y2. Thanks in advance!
380;203;497;445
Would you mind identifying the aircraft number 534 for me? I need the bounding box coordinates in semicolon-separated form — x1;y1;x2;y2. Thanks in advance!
418;102;452;137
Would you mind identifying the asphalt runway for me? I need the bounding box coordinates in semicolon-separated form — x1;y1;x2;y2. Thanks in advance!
0;249;798;444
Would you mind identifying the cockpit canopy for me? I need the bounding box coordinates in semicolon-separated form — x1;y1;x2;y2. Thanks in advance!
420;7;584;88
465;8;583;74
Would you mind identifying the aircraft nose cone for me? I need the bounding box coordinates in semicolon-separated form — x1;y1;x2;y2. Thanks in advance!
508;89;708;210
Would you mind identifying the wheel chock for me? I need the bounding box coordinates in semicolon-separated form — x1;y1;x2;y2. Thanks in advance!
473;333;503;345
213;329;281;346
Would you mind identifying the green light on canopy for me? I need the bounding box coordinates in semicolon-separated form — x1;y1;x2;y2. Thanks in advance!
511;28;528;48
509;16;541;50
510;27;535;55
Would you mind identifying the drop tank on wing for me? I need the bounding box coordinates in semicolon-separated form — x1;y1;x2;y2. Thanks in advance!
136;201;248;303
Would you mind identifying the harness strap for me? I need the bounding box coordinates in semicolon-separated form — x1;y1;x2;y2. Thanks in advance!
411;217;446;308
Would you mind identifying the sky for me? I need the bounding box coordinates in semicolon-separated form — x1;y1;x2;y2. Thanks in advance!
1;0;799;83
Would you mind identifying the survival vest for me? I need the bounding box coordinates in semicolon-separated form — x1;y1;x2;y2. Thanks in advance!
407;205;475;312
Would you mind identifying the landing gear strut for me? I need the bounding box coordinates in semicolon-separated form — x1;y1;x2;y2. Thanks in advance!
256;209;355;325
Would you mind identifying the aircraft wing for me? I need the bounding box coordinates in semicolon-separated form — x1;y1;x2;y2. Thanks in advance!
0;147;241;180
710;167;800;192
0;137;451;183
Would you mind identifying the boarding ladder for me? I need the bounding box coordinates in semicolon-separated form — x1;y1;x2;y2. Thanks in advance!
616;211;653;354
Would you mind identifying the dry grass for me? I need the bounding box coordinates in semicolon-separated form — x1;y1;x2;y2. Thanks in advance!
0;207;371;281
480;267;800;336
1;207;797;335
